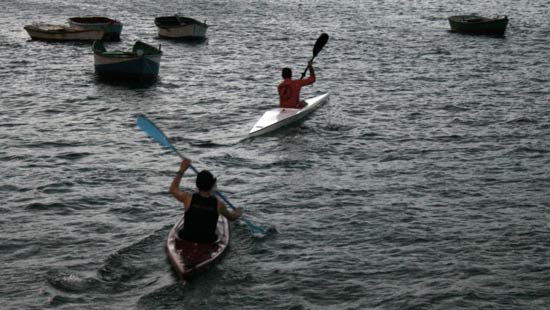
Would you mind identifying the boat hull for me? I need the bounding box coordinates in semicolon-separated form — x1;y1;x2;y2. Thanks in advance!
24;25;104;41
166;213;229;279
158;25;208;39
448;15;508;36
249;93;329;137
69;17;123;41
94;54;161;80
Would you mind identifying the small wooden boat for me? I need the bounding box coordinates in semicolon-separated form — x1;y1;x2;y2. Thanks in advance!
249;93;329;138
154;15;208;40
166;213;229;279
92;40;162;80
69;16;123;41
448;15;508;36
24;23;104;41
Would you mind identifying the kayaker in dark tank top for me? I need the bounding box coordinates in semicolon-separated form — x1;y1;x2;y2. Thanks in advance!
169;159;242;243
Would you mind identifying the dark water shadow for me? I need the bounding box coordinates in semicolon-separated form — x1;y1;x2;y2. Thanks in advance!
447;30;507;39
243;123;310;143
93;75;159;89
25;39;96;46
155;36;208;45
170;135;247;148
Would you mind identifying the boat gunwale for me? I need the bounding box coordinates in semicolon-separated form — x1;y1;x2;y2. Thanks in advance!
448;15;508;25
93;41;162;58
154;15;208;29
68;16;122;26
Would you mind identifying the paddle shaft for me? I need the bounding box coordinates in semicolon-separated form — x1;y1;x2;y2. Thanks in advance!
300;57;315;80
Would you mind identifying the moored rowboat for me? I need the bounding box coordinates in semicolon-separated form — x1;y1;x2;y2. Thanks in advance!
448;15;508;36
154;15;208;40
166;212;229;279
249;93;329;138
92;40;162;80
24;23;104;41
69;16;123;41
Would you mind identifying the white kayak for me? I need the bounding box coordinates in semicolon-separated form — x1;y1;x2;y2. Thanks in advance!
248;93;329;138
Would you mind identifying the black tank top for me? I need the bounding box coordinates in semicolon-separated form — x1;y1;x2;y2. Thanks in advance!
181;193;219;243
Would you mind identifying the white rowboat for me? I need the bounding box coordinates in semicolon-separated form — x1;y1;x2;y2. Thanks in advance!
24;23;104;41
155;16;208;39
249;93;329;138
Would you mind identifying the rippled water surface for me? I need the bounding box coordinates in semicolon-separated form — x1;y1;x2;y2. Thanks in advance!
1;0;550;309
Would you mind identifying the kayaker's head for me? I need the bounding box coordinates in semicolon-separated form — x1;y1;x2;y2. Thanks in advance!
196;170;217;192
282;68;292;79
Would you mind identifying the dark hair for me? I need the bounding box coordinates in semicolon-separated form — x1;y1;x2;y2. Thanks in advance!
196;170;216;192
282;68;292;79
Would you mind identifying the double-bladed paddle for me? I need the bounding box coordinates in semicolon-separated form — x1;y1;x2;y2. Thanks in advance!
136;114;267;235
300;33;329;79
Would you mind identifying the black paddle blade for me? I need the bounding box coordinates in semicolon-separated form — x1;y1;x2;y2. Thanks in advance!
300;33;329;79
313;33;329;57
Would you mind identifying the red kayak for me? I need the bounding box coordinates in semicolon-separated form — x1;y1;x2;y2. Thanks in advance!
166;213;229;279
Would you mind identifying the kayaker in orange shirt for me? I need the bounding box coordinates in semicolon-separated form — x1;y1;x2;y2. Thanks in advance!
278;62;316;109
169;159;242;243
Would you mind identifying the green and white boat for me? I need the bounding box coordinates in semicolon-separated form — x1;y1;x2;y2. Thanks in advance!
93;40;162;80
155;15;208;40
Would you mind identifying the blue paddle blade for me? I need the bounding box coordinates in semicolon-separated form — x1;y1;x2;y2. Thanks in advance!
136;114;174;150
